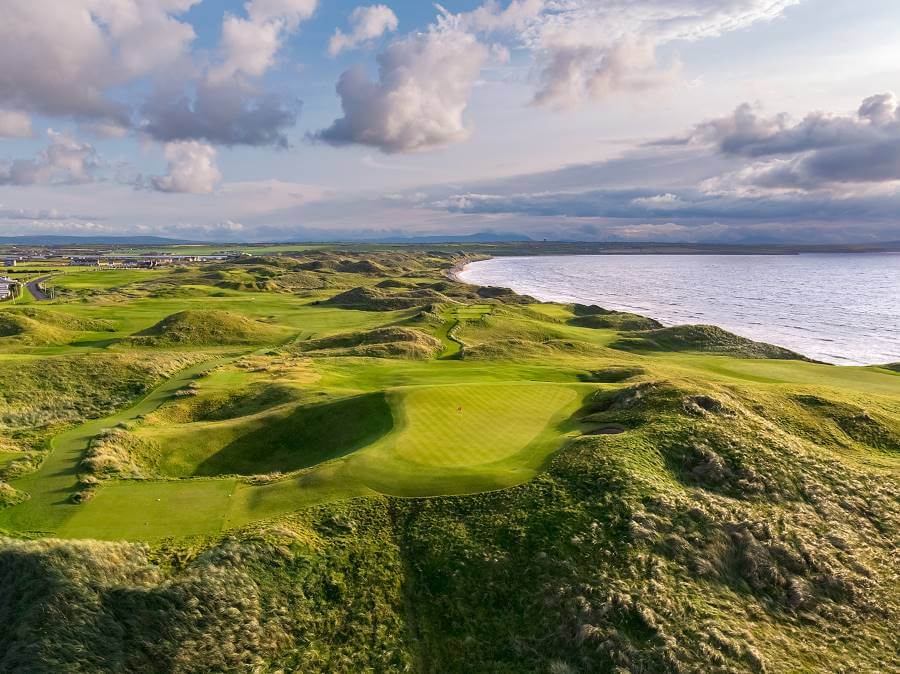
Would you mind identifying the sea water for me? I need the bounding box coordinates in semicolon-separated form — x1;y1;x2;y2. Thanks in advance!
458;254;900;366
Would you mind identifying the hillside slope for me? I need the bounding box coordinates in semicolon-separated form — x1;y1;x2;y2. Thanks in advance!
0;251;896;673
129;310;283;346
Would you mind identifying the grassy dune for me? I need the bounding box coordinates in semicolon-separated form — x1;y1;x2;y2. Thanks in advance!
128;310;287;346
0;251;897;672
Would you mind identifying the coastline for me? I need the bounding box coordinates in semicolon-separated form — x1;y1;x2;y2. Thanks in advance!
454;254;900;367
445;257;482;284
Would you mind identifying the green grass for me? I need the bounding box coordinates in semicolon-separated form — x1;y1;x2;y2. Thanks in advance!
142;392;394;477
128;309;288;346
222;382;585;529
59;479;238;539
436;304;493;358
50;268;169;290
0;358;228;534
0;249;898;672
2;269;898;542
0;451;24;469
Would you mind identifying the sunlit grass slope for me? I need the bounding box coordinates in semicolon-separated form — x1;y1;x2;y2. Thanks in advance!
0;251;897;672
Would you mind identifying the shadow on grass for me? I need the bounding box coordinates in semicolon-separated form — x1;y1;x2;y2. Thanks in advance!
194;392;395;476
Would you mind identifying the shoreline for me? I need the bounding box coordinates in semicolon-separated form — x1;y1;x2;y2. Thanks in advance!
445;257;482;284
455;255;899;368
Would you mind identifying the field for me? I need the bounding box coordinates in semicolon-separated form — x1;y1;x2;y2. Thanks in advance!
0;248;897;672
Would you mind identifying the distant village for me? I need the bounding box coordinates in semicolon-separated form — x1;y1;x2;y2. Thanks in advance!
0;248;249;301
4;253;234;269
65;254;231;268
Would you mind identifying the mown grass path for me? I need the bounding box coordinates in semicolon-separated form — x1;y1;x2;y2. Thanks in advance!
437;305;492;359
0;358;229;536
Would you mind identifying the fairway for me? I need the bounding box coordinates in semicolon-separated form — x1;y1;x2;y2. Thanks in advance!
58;479;238;540
1;252;898;547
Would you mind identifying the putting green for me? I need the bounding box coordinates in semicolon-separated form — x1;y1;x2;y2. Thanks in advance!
224;382;585;529
45;381;584;540
360;384;579;469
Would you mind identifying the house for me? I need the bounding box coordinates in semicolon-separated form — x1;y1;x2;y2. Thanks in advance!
3;259;16;267
0;276;16;301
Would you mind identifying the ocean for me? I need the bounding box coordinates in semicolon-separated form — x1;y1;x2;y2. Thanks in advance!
458;254;900;366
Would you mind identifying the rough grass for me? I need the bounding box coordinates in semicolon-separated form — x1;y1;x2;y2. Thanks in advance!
0;307;111;345
127;393;395;477
392;379;899;673
296;326;442;360
0;502;413;673
323;286;454;311
570;304;663;331
612;324;810;360
0;313;68;345
0;352;206;450
128;310;285;346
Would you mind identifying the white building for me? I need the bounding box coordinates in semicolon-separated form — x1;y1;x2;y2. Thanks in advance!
0;276;15;301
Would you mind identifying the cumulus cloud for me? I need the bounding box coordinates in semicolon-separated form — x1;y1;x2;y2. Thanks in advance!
456;0;800;107
531;37;677;108
313;0;801;153
149;141;222;194
210;0;318;82
142;0;315;148
0;1;198;124
689;93;900;190
0;1;313;149
140;0;317;147
329;5;399;56
141;80;299;147
0;130;99;186
316;18;490;153
0;110;33;138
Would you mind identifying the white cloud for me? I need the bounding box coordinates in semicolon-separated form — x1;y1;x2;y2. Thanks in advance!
692;93;900;191
0;110;33;138
0;1;312;148
631;193;682;209
150;141;222;194
0;1;198;123
316;18;490;153
531;37;678;108
329;5;399;56
80;121;131;139
0;130;99;186
210;0;319;82
145;0;316;147
247;0;318;26
457;0;802;107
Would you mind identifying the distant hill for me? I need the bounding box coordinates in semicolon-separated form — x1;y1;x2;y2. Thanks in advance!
364;232;533;244
0;235;201;245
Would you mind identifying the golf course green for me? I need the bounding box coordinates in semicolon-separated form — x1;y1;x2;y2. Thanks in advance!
1;249;897;673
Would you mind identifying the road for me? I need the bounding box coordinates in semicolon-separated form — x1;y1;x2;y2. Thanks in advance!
25;275;52;300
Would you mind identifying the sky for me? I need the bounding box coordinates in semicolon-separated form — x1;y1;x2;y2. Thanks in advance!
1;0;900;243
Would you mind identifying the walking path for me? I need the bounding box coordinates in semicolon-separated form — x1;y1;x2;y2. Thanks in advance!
0;357;228;535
